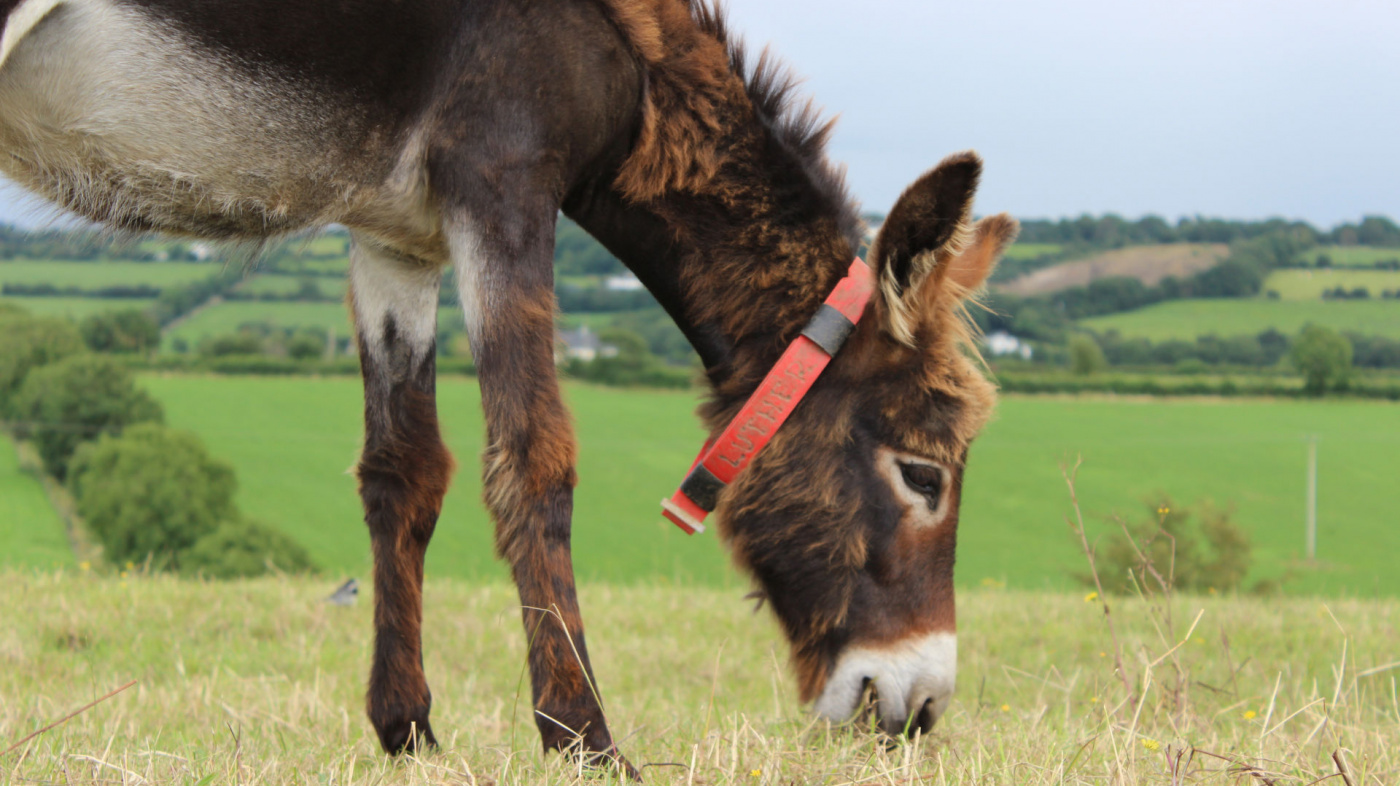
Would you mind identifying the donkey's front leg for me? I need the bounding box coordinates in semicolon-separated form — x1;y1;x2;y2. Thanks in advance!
447;206;632;773
349;237;454;754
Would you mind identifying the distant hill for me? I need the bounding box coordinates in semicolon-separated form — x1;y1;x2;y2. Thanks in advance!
997;243;1228;297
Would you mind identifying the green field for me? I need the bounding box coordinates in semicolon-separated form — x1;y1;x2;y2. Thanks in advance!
1081;298;1400;340
2;574;1395;784
0;433;71;568
233;273;349;298
85;377;1394;597
163;301;464;348
1298;246;1400;267
0;295;158;319
1264;268;1400;300
0;259;221;289
1000;242;1063;260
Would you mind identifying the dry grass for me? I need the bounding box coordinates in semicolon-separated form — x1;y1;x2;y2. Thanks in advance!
2;566;1397;785
997;244;1228;297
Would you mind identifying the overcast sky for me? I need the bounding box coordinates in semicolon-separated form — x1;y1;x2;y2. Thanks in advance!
2;0;1396;228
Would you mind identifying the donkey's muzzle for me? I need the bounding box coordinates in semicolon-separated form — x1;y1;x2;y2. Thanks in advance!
813;631;956;736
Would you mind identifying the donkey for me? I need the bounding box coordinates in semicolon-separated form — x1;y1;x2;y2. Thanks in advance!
0;0;1018;770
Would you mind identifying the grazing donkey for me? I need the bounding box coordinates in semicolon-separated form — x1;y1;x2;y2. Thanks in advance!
0;0;1019;771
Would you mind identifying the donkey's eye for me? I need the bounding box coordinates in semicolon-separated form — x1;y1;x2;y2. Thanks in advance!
899;462;942;501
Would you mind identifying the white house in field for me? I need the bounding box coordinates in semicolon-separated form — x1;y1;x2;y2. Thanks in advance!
985;330;1033;360
555;325;618;364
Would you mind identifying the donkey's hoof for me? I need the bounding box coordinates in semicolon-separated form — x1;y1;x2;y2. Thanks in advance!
374;712;438;755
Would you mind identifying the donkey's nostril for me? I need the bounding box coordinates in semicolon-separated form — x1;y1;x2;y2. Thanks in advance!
910;697;937;737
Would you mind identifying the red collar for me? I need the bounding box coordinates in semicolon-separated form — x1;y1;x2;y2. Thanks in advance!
662;258;875;533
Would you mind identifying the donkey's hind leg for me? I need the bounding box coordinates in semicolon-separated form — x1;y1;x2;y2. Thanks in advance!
441;191;633;774
348;235;454;754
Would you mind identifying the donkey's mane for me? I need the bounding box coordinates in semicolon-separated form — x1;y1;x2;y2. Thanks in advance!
599;0;861;244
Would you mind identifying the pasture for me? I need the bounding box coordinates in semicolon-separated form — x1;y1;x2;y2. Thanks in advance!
1263;269;1400;300
999;242;1064;260
0;260;220;289
0;433;70;568
1297;246;1400;267
1;572;1395;784
998;243;1227;297
162;302;464;349
0;295;159;319
92;376;1400;597
233;273;350;299
1081;298;1400;340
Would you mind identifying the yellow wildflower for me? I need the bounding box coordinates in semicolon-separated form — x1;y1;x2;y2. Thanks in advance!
125;561;135;570
79;561;91;572
1141;738;1161;751
1000;704;1010;712
1084;591;1098;602
1243;710;1257;720
750;769;761;778
1090;697;1099;703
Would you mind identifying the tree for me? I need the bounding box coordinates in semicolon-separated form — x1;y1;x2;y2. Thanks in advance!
181;518;316;578
0;313;84;411
80;309;161;354
1069;334;1107;375
1291;324;1353;395
69;424;235;567
11;354;164;477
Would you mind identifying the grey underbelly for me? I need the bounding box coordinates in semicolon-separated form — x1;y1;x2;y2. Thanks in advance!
0;0;416;238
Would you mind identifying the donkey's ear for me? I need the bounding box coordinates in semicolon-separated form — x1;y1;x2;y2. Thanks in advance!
945;213;1020;292
868;151;982;343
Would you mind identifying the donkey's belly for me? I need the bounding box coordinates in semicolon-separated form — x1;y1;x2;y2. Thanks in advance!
0;0;407;237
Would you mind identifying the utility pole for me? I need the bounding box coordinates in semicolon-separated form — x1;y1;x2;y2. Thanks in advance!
1305;436;1318;562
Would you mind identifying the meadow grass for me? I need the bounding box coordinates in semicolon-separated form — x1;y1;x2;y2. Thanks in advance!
0;433;71;569
1;572;1395;785
1298;247;1400;267
1000;243;1063;260
233;274;350;298
0;260;221;289
1081;298;1400;340
1263;270;1400;300
83;376;1400;597
162;302;464;349
0;296;159;319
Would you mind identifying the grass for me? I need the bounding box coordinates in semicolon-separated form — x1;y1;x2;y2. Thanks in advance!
1;572;1396;784
1298;246;1400;267
115;376;1400;597
233;274;350;298
0;433;71;569
1263;269;1400;300
1081;298;1400;340
162;302;464;348
0;260;221;289
0;296;158;319
1000;243;1063;260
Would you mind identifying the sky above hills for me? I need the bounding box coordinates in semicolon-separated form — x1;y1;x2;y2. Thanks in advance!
1;0;1395;228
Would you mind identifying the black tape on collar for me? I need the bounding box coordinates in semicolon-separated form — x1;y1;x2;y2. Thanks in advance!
801;303;857;356
680;464;726;512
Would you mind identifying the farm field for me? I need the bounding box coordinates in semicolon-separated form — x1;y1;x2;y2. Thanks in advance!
162;301;465;349
117;376;1400;596
1;574;1395;785
0;259;220;288
1263;268;1400;300
998;243;1227;297
233;273;350;298
999;242;1063;260
1297;245;1400;267
1081;297;1400;340
0;295;158;319
0;433;71;568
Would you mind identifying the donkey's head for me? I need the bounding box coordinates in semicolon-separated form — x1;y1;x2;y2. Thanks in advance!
718;151;1017;736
